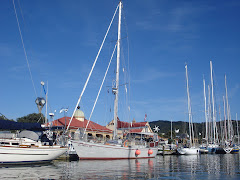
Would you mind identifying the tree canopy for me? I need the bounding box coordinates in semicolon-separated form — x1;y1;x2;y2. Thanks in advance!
17;113;46;124
0;113;14;121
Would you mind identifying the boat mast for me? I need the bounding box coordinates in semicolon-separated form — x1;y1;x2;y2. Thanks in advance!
208;85;212;143
210;61;216;144
236;113;239;145
185;64;192;147
113;1;122;139
223;96;228;142
225;74;231;142
45;81;48;124
203;78;208;145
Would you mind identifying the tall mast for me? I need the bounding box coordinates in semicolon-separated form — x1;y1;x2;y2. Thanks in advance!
113;1;122;139
210;61;216;144
45;81;48;124
225;74;231;142
185;64;192;147
208;85;212;143
236;113;239;145
203;78;208;145
223;96;227;141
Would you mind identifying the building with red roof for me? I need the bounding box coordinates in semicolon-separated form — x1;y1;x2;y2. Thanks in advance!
106;118;154;138
45;108;113;140
45;107;154;141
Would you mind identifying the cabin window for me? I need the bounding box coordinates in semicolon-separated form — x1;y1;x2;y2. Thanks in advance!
1;142;10;145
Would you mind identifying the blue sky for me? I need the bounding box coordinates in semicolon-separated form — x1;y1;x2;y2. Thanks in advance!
0;0;240;125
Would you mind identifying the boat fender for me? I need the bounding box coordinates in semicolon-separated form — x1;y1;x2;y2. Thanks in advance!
148;149;153;155
135;149;141;156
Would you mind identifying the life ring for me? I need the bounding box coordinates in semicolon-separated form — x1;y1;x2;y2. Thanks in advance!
124;140;129;147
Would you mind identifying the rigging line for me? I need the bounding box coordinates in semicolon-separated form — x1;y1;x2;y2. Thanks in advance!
84;44;117;136
120;47;129;121
17;0;26;27
122;7;131;117
12;0;37;98
66;4;119;132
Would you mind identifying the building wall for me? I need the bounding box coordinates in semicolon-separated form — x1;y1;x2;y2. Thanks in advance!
106;120;154;137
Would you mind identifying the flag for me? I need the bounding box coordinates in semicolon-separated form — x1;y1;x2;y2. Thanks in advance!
144;114;147;121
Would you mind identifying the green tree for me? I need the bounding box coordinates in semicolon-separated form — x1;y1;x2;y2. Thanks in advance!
0;115;7;121
0;113;14;121
17;113;45;124
163;131;176;139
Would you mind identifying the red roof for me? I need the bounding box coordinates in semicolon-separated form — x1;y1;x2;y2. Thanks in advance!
117;119;147;129
47;117;112;133
129;129;143;133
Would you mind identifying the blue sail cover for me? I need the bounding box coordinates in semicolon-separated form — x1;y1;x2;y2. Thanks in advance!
0;120;43;131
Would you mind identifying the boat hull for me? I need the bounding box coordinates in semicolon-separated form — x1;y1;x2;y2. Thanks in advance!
199;148;209;154
158;149;176;155
215;147;233;154
207;144;218;154
72;141;158;160
177;147;200;155
0;146;67;164
231;147;239;154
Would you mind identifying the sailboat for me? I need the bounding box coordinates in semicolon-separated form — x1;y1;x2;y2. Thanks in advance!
199;78;209;154
216;75;233;154
0;130;67;164
206;61;219;153
231;113;240;153
0;82;68;164
70;1;158;160
0;0;67;164
177;65;199;155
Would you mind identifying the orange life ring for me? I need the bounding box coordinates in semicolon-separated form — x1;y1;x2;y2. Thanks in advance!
124;140;128;147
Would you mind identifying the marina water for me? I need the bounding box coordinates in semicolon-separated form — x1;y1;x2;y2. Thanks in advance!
1;154;240;179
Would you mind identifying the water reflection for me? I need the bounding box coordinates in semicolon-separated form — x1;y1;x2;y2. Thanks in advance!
0;163;63;179
0;154;240;179
59;159;157;179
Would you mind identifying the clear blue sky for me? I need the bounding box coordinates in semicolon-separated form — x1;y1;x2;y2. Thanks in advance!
1;0;240;125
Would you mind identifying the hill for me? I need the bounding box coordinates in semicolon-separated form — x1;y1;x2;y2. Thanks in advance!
149;120;205;138
149;119;240;139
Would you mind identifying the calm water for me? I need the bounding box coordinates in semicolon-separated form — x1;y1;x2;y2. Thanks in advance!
1;154;240;179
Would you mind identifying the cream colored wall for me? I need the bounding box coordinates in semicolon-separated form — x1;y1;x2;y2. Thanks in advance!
106;120;154;136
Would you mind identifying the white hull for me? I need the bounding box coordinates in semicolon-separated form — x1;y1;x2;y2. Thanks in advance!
224;147;233;154
0;146;67;164
177;147;200;155
199;148;208;154
72;141;158;160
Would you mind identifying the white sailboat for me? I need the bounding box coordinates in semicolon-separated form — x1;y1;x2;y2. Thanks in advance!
199;78;209;154
0;131;67;164
70;1;158;160
177;65;199;155
206;61;219;153
0;0;68;164
216;75;233;154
